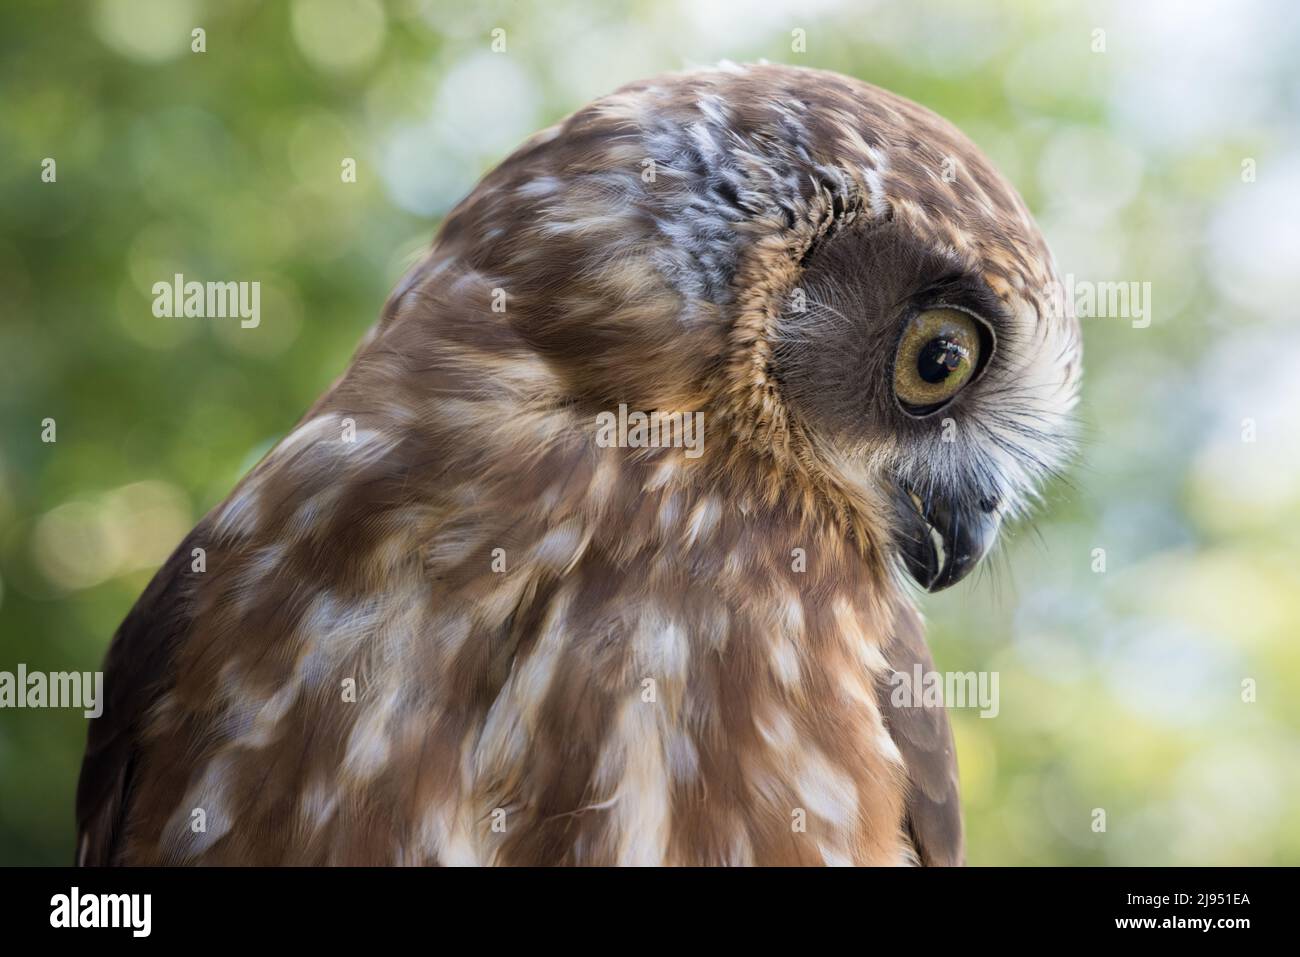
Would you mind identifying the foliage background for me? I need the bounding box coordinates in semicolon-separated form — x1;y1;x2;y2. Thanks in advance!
2;0;1297;865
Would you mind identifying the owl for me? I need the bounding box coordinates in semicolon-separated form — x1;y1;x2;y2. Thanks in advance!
78;63;1080;866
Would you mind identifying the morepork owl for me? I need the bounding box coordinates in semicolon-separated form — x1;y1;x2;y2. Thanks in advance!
78;64;1080;866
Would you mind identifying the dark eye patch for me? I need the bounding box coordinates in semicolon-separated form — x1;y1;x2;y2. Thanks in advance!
771;219;1010;443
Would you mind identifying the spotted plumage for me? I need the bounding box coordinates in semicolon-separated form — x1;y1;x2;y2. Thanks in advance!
78;63;1079;866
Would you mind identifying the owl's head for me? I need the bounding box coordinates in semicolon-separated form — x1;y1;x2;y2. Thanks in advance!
769;209;1080;590
417;63;1081;591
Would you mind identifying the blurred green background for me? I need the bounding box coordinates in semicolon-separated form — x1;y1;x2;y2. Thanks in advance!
2;0;1298;865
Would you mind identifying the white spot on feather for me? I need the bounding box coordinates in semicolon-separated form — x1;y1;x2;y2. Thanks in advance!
797;749;860;832
683;496;721;547
343;685;400;781
213;480;264;539
593;698;672;866
163;752;236;861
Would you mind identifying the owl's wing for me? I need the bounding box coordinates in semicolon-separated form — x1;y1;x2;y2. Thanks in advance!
876;605;964;866
75;534;197;865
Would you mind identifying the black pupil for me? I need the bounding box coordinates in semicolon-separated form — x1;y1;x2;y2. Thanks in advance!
917;337;966;384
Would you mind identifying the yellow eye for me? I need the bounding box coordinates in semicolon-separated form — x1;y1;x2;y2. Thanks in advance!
893;308;987;414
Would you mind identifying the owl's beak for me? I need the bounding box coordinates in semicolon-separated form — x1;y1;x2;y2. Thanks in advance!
891;484;1001;592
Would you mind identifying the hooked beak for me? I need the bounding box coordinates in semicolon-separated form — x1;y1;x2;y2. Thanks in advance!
891;483;1002;592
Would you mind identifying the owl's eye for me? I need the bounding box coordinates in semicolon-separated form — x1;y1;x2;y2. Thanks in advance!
893;308;990;415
